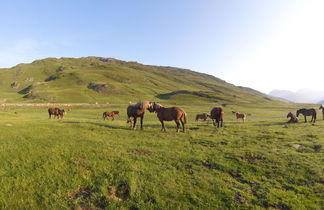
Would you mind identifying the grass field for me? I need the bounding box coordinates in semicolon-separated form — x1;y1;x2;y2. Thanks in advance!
0;103;323;209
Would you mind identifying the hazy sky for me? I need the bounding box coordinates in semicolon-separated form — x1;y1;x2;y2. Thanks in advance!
0;0;323;93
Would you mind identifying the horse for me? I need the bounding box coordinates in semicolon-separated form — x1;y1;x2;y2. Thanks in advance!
287;112;298;123
195;113;210;121
126;101;153;130
210;107;224;127
103;111;119;120
148;102;188;132
319;105;324;120
48;107;65;119
232;111;246;122
296;108;316;123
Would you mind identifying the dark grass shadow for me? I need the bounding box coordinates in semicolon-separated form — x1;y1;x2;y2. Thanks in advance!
63;120;231;131
227;121;247;125
90;122;132;130
63;120;131;130
194;122;213;127
254;122;287;126
63;120;171;131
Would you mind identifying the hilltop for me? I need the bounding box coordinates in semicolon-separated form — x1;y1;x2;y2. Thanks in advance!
0;57;275;104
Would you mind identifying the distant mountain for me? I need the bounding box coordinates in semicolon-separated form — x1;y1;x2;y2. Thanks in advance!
318;100;324;104
269;89;324;103
0;57;278;104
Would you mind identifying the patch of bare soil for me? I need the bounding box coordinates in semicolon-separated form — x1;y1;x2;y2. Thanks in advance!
107;184;130;201
234;192;246;204
66;187;92;199
242;152;265;164
132;150;152;156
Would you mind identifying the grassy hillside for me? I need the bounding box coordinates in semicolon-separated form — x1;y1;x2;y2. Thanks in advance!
0;57;274;104
3;57;321;209
0;103;323;209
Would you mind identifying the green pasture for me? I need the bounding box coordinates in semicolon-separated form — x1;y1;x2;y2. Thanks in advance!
0;103;323;209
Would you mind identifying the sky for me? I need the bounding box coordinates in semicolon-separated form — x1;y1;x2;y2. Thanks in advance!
0;0;323;94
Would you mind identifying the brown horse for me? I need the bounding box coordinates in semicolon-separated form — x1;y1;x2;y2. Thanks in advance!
296;108;316;123
148;102;188;132
232;111;246;122
195;113;210;121
210;107;224;127
319;105;324;120
126;101;153;130
287;112;298;123
103;111;119;120
48;107;65;119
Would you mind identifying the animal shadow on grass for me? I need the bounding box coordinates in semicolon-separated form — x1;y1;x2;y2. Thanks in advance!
194;123;211;127
63;121;130;130
255;122;287;126
63;120;171;131
189;127;200;131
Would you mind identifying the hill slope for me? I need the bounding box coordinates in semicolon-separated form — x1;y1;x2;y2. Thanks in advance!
0;57;274;104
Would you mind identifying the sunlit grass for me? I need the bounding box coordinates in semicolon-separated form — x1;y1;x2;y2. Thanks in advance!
0;104;323;209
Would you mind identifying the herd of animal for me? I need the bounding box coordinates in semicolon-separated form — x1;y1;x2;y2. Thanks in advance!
286;105;324;123
47;102;324;132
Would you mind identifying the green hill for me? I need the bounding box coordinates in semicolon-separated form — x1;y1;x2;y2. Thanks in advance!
0;57;274;104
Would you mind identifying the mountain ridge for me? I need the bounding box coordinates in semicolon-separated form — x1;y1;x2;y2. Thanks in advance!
269;89;324;104
0;57;278;104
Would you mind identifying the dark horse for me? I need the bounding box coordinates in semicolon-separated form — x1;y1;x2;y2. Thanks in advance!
103;111;119;120
149;102;188;132
296;108;316;123
287;112;298;123
319;105;324;120
127;101;153;130
48;107;65;119
210;107;224;127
